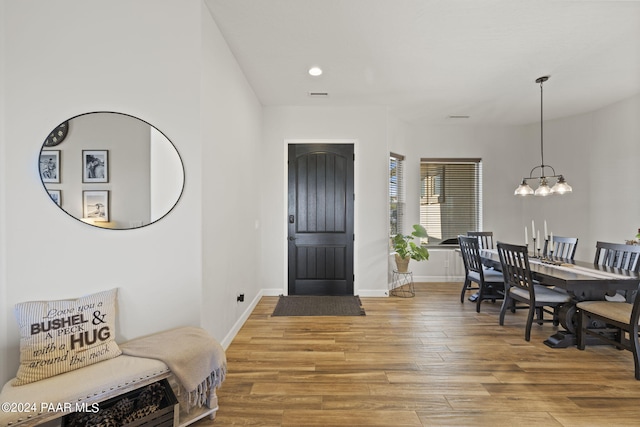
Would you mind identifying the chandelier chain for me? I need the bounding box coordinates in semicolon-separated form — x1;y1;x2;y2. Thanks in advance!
540;78;544;169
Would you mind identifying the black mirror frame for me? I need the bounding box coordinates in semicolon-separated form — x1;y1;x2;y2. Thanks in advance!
38;111;186;230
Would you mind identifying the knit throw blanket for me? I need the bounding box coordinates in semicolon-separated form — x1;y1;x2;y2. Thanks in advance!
120;326;226;410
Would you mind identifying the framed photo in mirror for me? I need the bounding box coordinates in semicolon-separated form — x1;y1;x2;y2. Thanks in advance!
39;150;60;183
47;190;61;206
83;190;109;222
82;150;109;183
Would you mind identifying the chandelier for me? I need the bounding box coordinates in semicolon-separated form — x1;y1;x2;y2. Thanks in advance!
514;76;572;197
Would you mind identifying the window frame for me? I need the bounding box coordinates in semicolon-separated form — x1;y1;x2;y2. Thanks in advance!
419;158;483;247
389;153;405;239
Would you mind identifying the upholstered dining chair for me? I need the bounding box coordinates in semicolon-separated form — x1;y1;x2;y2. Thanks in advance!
458;235;504;313
577;283;640;380
543;236;578;259
497;241;572;341
467;231;494;250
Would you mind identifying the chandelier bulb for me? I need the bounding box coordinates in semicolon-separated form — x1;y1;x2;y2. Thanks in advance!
534;177;552;196
551;175;573;194
514;179;534;196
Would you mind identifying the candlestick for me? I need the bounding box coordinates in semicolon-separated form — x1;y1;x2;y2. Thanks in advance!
525;226;528;245
544;220;548;239
532;220;535;237
531;238;536;257
537;230;540;249
550;232;554;252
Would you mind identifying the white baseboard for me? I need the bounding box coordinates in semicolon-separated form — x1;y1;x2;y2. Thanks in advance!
356;289;389;297
220;290;263;349
413;275;464;282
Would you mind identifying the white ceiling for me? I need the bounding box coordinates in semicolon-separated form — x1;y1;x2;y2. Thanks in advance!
204;0;640;125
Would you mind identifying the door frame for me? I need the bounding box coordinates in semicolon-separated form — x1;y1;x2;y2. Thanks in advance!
283;139;358;296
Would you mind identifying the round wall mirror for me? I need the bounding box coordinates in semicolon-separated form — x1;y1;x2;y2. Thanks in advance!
38;112;185;229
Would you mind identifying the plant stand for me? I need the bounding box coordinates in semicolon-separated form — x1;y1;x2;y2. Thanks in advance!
390;270;415;298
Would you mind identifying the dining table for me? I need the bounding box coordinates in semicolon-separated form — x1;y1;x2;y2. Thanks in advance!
478;249;640;348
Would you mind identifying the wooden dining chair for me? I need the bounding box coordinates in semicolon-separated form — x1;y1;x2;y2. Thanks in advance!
594;241;640;303
465;231;496;302
458;235;504;312
543;236;578;259
594;241;640;273
467;231;494;250
497;241;572;341
577;283;640;380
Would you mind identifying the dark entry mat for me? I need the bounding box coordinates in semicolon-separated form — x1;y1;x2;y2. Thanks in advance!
272;295;366;316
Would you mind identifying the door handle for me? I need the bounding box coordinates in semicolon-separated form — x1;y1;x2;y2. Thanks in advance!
288;236;296;241
289;215;295;223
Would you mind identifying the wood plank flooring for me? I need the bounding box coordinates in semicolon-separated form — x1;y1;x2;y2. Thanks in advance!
195;283;640;426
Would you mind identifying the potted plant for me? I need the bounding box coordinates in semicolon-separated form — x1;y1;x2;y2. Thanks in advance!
392;224;429;272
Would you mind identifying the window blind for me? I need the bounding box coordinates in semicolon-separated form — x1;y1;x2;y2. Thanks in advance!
419;158;482;245
389;153;405;236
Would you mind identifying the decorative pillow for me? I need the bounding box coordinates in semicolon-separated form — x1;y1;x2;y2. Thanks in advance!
13;288;122;385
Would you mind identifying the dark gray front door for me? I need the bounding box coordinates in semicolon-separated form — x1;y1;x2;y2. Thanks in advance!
287;143;354;295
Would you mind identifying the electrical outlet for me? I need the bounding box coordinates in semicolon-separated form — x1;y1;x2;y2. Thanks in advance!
237;293;245;302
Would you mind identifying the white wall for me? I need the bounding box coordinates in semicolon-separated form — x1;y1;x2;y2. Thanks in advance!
261;106;390;296
0;0;211;385
150;127;184;223
588;95;640;254
1;0;265;385
0;0;8;385
200;2;263;344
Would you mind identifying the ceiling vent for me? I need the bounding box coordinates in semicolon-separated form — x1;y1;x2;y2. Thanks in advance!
308;92;329;97
448;115;470;119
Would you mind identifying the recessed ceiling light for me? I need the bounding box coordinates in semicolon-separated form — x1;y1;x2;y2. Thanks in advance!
308;66;323;77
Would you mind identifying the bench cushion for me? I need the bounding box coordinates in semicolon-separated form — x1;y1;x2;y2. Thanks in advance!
0;355;168;426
